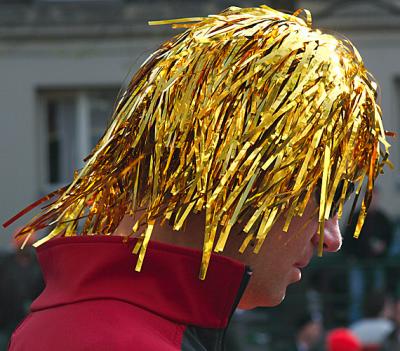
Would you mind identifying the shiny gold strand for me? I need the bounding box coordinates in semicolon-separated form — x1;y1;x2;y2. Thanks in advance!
5;5;391;279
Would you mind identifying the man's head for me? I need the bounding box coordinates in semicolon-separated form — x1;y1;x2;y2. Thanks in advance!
363;290;387;318
10;6;390;286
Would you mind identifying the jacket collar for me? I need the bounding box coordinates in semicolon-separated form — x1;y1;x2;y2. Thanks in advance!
32;236;249;329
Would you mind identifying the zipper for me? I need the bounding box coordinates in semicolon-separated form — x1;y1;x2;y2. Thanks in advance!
220;266;253;350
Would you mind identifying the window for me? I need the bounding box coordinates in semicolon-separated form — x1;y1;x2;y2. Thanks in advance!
39;89;119;190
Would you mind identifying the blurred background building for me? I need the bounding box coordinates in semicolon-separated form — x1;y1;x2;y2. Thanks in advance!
1;0;399;246
0;0;399;350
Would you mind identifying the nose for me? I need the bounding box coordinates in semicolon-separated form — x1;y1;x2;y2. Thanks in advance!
312;216;342;252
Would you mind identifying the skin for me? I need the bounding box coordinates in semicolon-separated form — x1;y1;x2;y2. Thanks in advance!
114;197;342;310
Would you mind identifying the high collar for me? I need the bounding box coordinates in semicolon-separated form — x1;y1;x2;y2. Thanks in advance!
32;236;249;329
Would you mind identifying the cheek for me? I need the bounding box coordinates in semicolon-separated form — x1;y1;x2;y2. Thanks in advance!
251;249;295;292
239;213;319;308
283;217;319;250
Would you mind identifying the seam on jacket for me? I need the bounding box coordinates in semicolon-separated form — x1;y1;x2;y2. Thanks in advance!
33;294;225;329
31;297;198;327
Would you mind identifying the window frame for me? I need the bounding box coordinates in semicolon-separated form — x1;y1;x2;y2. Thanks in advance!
37;87;119;194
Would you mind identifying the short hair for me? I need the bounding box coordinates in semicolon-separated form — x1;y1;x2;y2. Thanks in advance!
363;290;386;318
10;6;391;278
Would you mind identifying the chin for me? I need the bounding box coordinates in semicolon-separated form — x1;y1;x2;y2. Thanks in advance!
239;290;287;309
266;292;286;307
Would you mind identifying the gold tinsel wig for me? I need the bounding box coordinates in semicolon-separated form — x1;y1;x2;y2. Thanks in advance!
4;5;392;279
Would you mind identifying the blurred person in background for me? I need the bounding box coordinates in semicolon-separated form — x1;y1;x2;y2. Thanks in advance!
3;5;392;351
291;312;323;351
343;188;393;261
326;328;361;351
350;290;394;350
0;233;43;349
342;188;394;322
380;297;400;351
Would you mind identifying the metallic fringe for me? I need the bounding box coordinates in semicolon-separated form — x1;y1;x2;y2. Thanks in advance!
6;6;392;279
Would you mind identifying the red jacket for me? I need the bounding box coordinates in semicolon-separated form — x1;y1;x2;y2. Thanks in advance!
9;236;251;350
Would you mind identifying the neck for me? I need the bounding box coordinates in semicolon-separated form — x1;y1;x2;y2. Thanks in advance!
112;212;206;251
